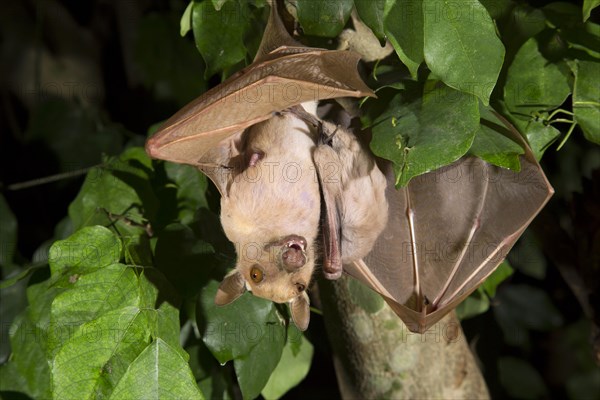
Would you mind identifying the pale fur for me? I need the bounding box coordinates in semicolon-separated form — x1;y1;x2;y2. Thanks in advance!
313;120;388;264
219;105;388;312
220;111;321;304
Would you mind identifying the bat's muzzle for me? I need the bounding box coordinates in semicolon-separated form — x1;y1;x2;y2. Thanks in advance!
280;235;307;271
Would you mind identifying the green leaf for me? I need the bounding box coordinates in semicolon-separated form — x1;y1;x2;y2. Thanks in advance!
139;269;186;355
541;4;600;60
212;0;230;11
514;116;562;161
504;37;571;118
154;223;217;297
564;26;600;61
0;313;52;398
261;331;314;400
2;277;76;399
481;261;514;298
198;366;235;400
165;162;208;225
234;328;286;400
181;1;194;36
469;106;524;170
498;357;547;398
3;226;198;398
68;149;155;265
121;146;155;170
371;82;479;186
423;0;505;104
69;155;147;230
573;60;600;144
198;281;286;399
355;0;386;41
479;0;513;20
494;284;563;346
543;2;584;29
0;257;29;363
51;307;154;398
0;264;48;289
457;256;513;321
583;0;600;22
199;281;284;363
110;339;204;399
500;4;546;75
348;277;384;314
456;288;489;320
509;231;546;280
383;0;424;78
286;325;304;356
362;83;411;131
296;0;353;38
47;263;140;358
470;127;523;170
500;285;564;330
192;0;249;78
186;343;215;382
48;226;121;276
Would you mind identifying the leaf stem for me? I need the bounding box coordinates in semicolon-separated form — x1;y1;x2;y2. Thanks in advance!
556;122;577;151
309;306;323;316
547;108;574;120
549;118;575;125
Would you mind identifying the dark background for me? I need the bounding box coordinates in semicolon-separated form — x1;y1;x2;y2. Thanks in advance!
1;0;598;398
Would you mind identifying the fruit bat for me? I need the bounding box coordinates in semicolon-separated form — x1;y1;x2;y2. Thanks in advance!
146;1;553;332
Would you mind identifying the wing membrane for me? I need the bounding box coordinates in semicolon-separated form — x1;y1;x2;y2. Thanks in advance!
347;132;553;333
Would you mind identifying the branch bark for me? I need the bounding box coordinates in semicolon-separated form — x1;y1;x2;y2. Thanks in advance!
319;275;489;399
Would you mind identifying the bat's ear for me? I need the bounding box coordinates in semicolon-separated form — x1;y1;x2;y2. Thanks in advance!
215;270;246;306
289;292;310;331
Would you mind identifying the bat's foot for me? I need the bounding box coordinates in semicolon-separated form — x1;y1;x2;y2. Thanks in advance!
318;124;338;147
285;105;320;127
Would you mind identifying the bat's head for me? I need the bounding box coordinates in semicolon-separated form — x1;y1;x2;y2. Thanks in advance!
214;234;313;330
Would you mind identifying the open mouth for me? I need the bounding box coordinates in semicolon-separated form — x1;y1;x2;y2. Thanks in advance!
284;235;307;252
278;235;307;270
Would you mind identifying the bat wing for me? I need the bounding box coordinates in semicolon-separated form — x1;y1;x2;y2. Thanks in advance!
345;117;554;333
146;2;374;196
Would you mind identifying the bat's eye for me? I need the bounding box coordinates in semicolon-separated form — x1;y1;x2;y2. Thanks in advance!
250;266;264;283
295;283;306;293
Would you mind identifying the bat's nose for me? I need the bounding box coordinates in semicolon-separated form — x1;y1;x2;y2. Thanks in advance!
281;245;306;271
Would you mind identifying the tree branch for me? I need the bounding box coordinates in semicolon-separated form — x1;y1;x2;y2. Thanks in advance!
319;275;489;399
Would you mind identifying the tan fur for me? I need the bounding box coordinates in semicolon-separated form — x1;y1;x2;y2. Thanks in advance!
314;121;388;263
218;108;388;331
220;112;321;304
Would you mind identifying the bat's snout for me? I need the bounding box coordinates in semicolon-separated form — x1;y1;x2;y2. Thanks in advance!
281;235;307;271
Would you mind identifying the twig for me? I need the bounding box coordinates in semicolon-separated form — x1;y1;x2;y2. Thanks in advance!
4;165;100;191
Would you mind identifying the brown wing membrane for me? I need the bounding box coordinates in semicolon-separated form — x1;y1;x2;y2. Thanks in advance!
145;1;374;196
345;129;553;333
253;0;306;60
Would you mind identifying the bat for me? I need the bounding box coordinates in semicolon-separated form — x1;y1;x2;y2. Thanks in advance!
146;1;376;330
211;109;323;331
146;1;554;332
